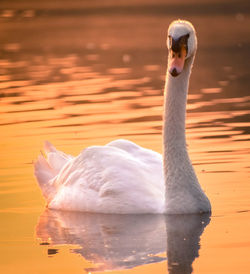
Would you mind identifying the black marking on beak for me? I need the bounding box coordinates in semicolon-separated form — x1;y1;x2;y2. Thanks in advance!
170;68;179;77
170;33;189;54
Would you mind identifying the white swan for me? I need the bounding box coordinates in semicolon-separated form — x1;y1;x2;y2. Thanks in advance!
34;20;211;214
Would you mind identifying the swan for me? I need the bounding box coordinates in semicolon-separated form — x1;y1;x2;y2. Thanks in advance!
34;20;211;214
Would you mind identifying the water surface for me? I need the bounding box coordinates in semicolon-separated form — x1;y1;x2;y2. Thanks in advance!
0;0;250;273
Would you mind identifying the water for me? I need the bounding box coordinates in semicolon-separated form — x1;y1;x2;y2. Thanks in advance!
0;0;250;273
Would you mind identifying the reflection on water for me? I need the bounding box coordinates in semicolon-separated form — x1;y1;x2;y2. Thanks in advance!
36;209;210;273
0;0;250;273
166;214;210;274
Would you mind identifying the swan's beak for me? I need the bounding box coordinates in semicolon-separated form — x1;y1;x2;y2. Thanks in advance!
169;45;187;77
168;34;189;77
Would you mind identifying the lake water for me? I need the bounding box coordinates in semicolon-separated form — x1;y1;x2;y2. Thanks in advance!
0;0;250;273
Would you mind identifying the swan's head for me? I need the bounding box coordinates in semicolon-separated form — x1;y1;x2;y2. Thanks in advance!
167;20;197;77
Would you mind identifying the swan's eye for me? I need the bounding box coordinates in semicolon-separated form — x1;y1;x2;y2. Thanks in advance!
180;33;190;44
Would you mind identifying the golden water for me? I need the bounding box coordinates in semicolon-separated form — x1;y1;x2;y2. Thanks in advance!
0;0;250;273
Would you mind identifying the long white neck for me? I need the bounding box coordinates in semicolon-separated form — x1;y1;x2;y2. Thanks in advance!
163;55;208;214
163;56;194;169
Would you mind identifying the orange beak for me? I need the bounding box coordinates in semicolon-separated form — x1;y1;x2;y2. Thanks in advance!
169;45;187;77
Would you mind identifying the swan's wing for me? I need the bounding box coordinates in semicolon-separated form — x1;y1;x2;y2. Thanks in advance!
107;139;163;188
107;139;162;163
49;140;165;213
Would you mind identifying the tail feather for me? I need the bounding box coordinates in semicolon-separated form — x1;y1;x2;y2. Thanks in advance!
34;155;57;201
44;140;57;153
44;141;72;173
34;141;72;201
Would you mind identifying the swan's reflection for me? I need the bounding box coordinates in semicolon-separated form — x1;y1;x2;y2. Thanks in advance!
36;210;210;273
166;214;210;274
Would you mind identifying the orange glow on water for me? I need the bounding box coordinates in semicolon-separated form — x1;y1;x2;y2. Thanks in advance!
1;0;250;273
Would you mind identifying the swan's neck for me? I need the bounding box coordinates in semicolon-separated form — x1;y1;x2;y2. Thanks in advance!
163;56;194;160
163;56;201;211
162;54;211;214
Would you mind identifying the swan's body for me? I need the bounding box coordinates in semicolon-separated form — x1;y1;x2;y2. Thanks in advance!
35;139;165;213
34;20;211;214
